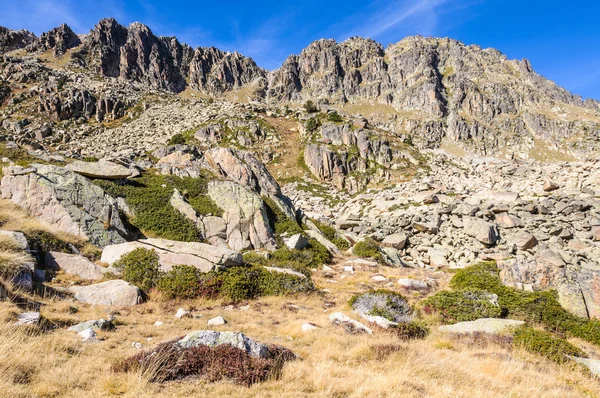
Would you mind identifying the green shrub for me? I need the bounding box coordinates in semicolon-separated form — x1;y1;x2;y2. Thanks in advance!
25;230;73;253
312;219;350;250
447;262;600;346
513;326;586;364
305;118;320;133
220;266;314;302
94;174;222;242
303;100;318;113
168;133;186;145
327;111;343;123
262;197;303;237
157;266;222;300
353;238;385;264
422;290;503;323
245;239;331;271
114;248;161;292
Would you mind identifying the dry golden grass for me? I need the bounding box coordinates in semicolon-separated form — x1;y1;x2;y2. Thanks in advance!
0;262;599;398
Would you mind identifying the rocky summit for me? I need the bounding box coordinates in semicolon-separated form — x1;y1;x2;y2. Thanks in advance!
1;17;600;397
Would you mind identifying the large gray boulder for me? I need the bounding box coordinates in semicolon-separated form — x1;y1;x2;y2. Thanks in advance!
202;148;296;219
1;165;128;247
100;238;243;272
66;160;132;180
207;180;276;251
70;280;142;306
44;251;108;280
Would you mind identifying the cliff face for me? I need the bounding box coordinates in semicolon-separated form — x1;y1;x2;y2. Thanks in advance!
268;36;600;155
1;20;600;157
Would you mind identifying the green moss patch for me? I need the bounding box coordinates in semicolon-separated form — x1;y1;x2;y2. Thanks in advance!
94;173;222;242
513;326;587;364
353;238;386;264
439;262;600;347
422;290;503;324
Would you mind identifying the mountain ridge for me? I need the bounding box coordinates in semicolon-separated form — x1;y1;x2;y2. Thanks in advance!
1;18;600;158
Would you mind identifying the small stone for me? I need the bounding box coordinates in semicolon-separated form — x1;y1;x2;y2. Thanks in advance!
78;328;98;343
15;312;40;326
132;341;143;349
154;321;163;327
543;181;559;192
398;278;428;290
301;323;319;332
381;233;408;250
371;274;387;282
343;265;354;273
175;308;191;319
207;316;227;326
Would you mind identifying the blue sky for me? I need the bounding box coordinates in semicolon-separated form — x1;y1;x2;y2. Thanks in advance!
2;0;599;100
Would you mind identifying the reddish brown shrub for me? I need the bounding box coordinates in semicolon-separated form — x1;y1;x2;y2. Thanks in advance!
114;340;295;386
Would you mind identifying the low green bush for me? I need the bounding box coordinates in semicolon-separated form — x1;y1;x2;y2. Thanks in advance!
157;266;222;300
244;239;331;271
94;174;222;242
447;262;600;346
25;230;74;253
327;111;343;123
114;248;161;292
168;133;186;145
262;197;303;237
305;118;320;133
422;290;503;323
353;238;385;264
513;326;586;364
303;100;318;113
220;266;314;302
312;219;350;250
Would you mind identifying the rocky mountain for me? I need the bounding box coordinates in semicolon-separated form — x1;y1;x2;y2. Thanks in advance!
1;18;599;159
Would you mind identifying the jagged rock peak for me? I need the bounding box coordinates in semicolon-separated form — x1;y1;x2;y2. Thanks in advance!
0;26;37;53
29;24;82;56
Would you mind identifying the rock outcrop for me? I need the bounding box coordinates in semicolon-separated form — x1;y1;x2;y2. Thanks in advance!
71;280;143;306
30;24;81;56
1;165;128;247
207;180;276;251
100;238;243;272
0;27;36;53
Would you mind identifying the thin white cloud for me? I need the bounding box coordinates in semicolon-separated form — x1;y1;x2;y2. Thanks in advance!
1;0;84;34
337;0;449;41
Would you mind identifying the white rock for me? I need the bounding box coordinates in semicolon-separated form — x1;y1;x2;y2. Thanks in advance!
438;318;524;334
175;308;191;319
78;328;98;343
154;321;163;327
329;312;373;334
301;323;319;332
207;316;227;326
132;341;143;349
